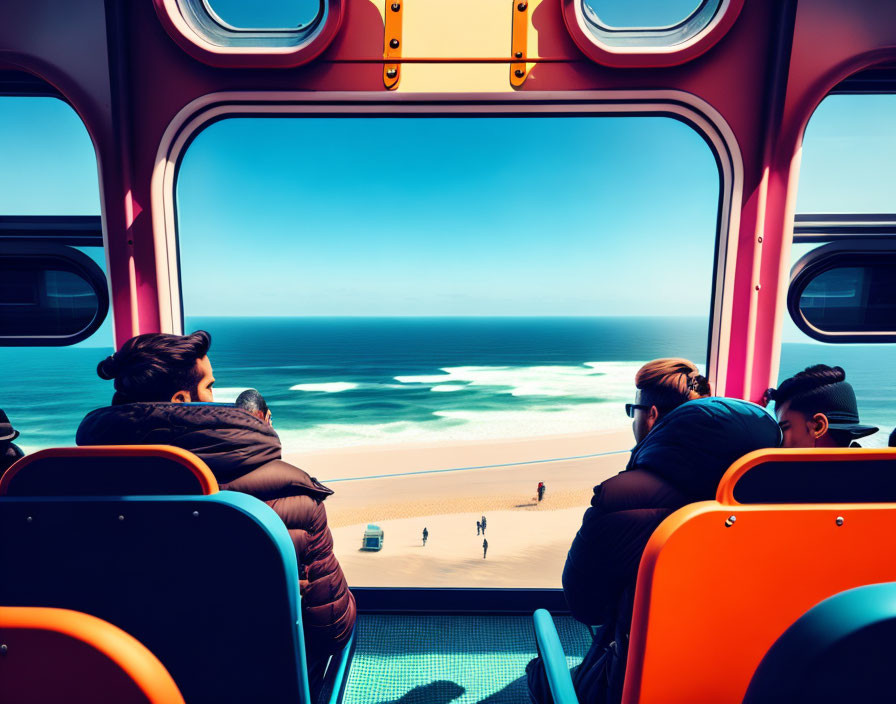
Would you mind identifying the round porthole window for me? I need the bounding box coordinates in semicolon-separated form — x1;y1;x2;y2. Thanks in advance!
563;0;744;67
153;0;345;68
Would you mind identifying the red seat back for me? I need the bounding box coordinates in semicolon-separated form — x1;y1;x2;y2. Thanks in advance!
623;448;896;703
0;606;184;704
0;445;218;496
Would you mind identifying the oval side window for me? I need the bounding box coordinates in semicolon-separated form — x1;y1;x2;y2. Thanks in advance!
788;240;896;343
0;243;109;346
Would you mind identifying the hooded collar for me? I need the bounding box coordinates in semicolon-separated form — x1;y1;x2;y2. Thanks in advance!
77;402;284;484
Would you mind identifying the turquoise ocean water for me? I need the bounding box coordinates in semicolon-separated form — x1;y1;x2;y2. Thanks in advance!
1;317;892;453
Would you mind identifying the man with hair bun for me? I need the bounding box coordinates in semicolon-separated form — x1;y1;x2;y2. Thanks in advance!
767;364;877;448
529;358;781;704
78;331;355;698
626;357;712;443
95;330;215;405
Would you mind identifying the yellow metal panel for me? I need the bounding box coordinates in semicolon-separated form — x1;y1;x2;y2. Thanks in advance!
398;63;514;92
402;0;508;58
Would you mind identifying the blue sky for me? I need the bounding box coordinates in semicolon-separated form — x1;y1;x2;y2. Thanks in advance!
796;94;896;212
207;0;321;29
0;93;891;327
583;0;702;28
176;115;719;316
0;98;100;215
208;0;703;31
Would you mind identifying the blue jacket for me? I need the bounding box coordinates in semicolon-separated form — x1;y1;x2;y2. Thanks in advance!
626;397;783;498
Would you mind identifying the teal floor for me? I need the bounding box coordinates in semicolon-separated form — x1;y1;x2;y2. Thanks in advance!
342;614;592;704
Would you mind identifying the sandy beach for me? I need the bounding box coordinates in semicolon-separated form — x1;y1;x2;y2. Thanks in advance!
332;508;590;588
286;430;632;587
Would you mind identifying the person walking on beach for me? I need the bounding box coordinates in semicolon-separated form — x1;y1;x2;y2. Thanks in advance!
422;527;428;546
476;520;481;535
537;482;546;502
482;538;488;559
481;515;487;534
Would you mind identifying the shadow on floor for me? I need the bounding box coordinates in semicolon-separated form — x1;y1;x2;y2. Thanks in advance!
377;680;466;704
476;675;531;703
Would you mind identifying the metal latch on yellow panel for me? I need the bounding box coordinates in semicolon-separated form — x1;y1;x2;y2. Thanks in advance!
510;0;529;87
384;1;403;89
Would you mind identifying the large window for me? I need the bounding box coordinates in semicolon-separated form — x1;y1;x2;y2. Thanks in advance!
796;95;896;214
176;113;722;587
781;94;896;448
0;97;111;452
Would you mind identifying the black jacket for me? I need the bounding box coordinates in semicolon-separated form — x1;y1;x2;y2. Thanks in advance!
561;397;781;701
77;402;356;658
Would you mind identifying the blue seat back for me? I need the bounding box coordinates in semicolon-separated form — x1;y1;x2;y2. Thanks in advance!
744;582;896;703
0;491;311;704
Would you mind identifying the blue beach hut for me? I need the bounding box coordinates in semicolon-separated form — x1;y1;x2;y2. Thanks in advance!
361;524;384;551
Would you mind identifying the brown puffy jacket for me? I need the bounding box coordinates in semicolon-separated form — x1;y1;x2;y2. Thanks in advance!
76;402;356;658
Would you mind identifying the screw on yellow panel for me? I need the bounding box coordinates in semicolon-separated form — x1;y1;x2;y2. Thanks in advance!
384;1;403;89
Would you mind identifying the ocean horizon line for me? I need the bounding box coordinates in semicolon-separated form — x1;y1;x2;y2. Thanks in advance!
186;314;707;319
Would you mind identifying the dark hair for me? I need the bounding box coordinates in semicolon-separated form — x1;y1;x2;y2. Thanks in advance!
767;365;852;445
235;389;268;417
767;364;846;415
97;330;211;405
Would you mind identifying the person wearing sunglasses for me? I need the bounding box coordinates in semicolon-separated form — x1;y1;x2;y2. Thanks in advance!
536;359;780;704
625;358;712;444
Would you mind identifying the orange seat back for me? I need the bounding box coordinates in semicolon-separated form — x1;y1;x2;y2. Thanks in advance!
0;606;184;704
0;445;218;496
622;448;896;704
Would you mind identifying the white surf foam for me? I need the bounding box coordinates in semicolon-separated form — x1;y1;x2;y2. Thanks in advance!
289;382;359;393
395;362;646;399
211;387;248;403
276;401;635;453
268;360;700;452
393;374;458;384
